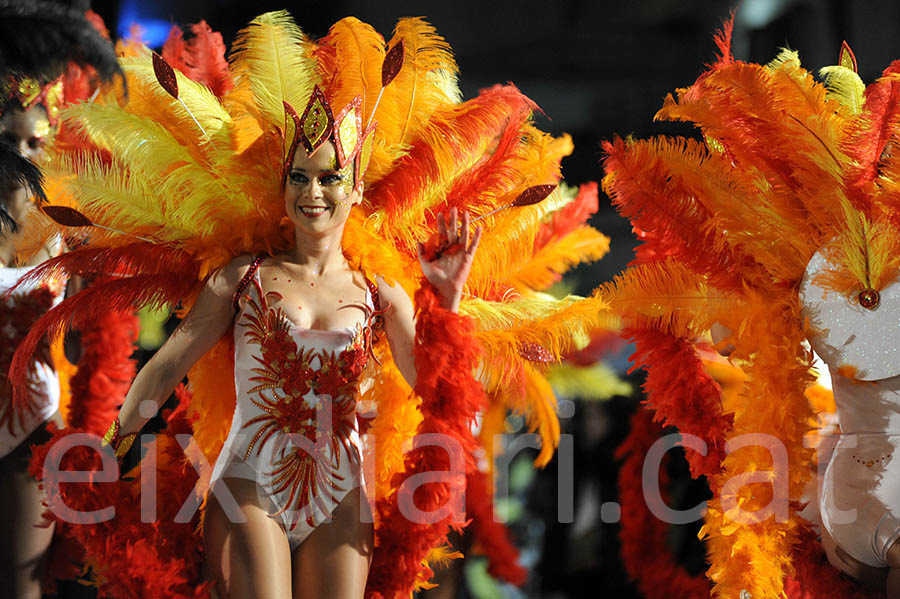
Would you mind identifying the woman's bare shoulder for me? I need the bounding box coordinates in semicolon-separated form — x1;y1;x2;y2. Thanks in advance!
208;254;257;294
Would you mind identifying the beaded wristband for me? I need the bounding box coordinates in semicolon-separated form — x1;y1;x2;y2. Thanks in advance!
101;417;137;459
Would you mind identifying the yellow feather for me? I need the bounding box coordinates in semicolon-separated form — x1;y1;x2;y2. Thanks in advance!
819;65;865;115
596;259;724;337
370;17;459;180
546;363;632;401
466;292;613;390
522;365;560;467
319;17;385;121
506;226;610;291
229;11;319;134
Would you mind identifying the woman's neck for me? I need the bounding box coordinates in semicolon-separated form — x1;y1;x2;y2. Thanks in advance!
288;226;347;275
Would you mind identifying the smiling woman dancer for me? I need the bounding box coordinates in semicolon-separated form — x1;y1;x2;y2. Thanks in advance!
12;11;610;599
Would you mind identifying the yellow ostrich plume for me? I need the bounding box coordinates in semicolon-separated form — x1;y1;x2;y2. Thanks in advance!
507;226;610;292
315;17;385;126
229;11;318;132
597;259;724;338
376;18;459;166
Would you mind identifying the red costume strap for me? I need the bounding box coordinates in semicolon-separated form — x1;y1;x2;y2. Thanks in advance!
232;254;265;313
365;281;488;599
364;277;385;333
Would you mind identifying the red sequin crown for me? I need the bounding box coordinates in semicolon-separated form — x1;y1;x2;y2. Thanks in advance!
282;86;376;193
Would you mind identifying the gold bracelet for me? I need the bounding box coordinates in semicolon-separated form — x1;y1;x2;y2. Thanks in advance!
102;418;137;459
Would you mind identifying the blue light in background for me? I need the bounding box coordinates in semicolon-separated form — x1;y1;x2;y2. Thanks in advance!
117;0;171;48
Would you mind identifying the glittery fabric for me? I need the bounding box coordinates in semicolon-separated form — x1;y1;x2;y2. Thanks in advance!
211;266;376;548
512;184;557;207
803;249;900;569
381;41;404;87
1;75;64;122
42;205;93;227
334;96;361;168
839;41;858;72
800;248;900;381
152;53;179;99
518;341;553;363
355;123;376;191
298;86;334;155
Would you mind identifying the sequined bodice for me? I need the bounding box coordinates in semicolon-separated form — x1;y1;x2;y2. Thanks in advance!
234;275;372;457
224;269;375;518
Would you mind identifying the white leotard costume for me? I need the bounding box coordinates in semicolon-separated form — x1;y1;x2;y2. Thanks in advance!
0;263;65;459
802;249;900;567
209;257;377;549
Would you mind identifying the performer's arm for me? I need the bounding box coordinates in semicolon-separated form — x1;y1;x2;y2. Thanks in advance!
377;208;481;389
114;255;251;438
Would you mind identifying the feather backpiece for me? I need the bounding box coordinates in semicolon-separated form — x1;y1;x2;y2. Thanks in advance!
13;12;612;597
600;22;900;598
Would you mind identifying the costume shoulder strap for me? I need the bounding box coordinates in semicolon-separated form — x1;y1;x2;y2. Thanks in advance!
365;277;379;309
232;254;265;313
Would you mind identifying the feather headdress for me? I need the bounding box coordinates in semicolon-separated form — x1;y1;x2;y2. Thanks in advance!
601;17;900;598
13;12;612;597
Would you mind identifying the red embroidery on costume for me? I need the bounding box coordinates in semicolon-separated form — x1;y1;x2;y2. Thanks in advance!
238;279;371;524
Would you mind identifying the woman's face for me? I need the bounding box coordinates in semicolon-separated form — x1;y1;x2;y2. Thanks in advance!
0;104;49;165
283;140;361;236
0;105;49;224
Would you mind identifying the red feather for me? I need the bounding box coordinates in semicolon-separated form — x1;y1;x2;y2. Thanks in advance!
161;25;190;75
371;85;536;227
183;21;233;98
442;99;534;216
13;243;198;289
842;64;900;215
28;387;211;598
626;327;732;478
712;11;736;68
366;283;488;599
782;526;872;599
534;182;599;250
161;21;233;98
10;272;198;418
602;137;753;291
616;407;710;599
466;468;527;585
66;308;139;435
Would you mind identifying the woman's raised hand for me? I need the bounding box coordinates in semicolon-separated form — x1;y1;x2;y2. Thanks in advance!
416;207;482;312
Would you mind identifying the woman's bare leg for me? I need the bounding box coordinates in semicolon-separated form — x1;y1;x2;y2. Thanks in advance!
291;488;373;599
204;477;293;599
0;432;56;599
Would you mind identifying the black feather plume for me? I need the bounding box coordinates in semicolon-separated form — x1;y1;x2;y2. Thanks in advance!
0;138;45;232
0;0;121;84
